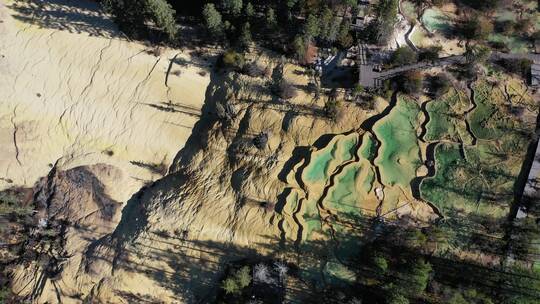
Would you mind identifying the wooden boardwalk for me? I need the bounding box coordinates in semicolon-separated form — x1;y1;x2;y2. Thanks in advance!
358;50;540;88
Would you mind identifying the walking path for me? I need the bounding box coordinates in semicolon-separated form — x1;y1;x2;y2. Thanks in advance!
358;51;540;88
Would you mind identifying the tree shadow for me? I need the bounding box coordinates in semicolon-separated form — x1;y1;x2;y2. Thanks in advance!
7;0;121;38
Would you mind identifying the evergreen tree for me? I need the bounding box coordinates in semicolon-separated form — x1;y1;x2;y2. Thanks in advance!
338;22;353;48
222;0;243;16
238;22;252;50
203;4;224;37
235;266;252;288
406;258;432;294
102;0;177;40
245;2;255;18
266;7;277;29
304;14;320;40
222;277;240;294
145;0;177;40
293;35;307;61
319;8;333;42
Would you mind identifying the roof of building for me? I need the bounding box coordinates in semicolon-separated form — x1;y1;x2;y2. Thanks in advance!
532;63;540;86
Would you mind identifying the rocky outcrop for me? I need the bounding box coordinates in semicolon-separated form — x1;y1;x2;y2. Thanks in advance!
10;164;125;303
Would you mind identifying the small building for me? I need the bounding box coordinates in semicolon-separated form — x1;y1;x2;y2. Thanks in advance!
531;63;540;87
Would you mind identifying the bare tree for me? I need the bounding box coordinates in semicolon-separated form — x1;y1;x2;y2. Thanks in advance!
253;263;274;284
273;261;288;280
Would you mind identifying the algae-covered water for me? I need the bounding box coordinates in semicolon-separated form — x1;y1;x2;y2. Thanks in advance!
305;142;337;182
374;97;421;187
421;8;453;33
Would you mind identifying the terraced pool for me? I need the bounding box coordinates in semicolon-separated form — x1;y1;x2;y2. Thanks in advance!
276;79;537;287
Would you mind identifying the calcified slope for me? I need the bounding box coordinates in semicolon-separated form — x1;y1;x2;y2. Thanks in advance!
1;2;438;296
8;50;374;301
0;0;210;195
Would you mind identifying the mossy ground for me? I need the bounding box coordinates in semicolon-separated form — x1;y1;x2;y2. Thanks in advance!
422;81;536;219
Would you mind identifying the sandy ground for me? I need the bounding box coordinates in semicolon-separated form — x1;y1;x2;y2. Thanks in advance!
0;0;210;199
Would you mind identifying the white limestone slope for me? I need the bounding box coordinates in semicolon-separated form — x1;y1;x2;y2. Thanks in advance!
0;0;210;198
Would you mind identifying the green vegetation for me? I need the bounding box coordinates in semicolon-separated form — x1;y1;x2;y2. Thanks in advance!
324;99;343;120
0;285;11;303
459;15;493;41
221;266;251;295
422;80;534;219
202;3;223;38
424;89;470;142
390;46;417;67
102;0;177;40
418;46;441;62
219;49;245;70
366;0;399;45
0;190;31;217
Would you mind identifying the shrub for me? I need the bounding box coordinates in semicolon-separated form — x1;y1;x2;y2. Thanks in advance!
354;84;365;95
242;62;265;77
222;277;240;295
0;285;11;303
464;44;491;65
220;50;245;70
459;15;493;41
418;46;441;62
221;266;252;295
274;80;297;100
495;20;514;34
390;46;417;66
235;266;251;288
324;100;343;120
429;73;451;98
498;58;532;79
489;40;509;52
397;70;423;95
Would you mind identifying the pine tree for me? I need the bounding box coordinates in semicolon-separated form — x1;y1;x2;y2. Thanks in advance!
245;2;255;18
203;4;223;37
223;0;243;16
145;0;177;40
238;22;252;50
266;7;277;29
